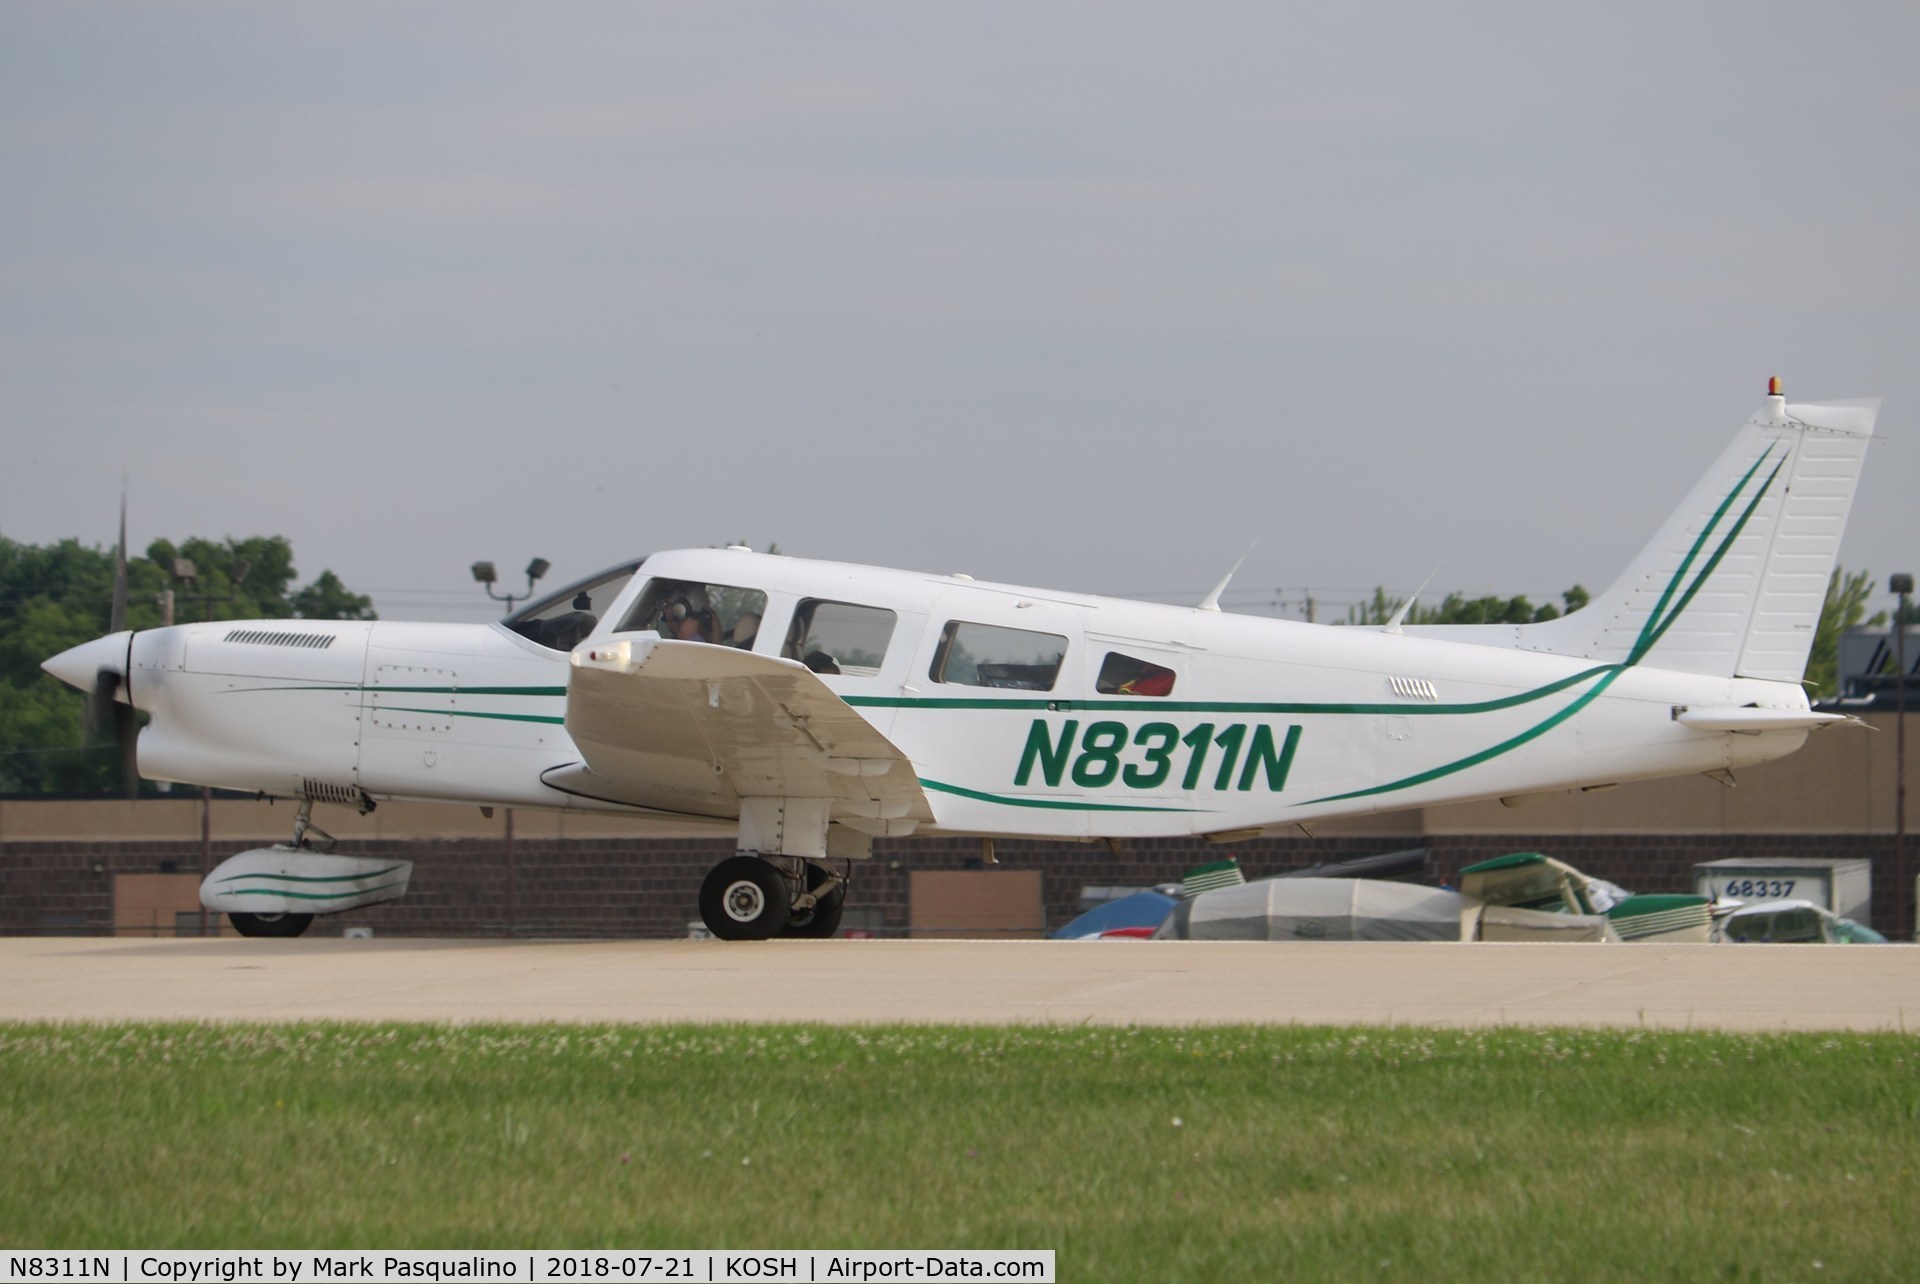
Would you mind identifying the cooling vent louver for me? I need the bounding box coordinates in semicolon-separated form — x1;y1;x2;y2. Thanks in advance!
224;629;337;649
300;778;364;807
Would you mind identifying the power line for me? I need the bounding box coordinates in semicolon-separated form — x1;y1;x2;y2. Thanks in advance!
0;745;112;759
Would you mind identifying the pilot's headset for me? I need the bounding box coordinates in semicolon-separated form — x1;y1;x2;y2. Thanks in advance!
660;590;712;630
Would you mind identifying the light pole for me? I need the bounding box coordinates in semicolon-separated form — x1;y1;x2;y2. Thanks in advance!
471;557;550;614
1893;572;1912;940
1894;574;1912;838
159;556;252;626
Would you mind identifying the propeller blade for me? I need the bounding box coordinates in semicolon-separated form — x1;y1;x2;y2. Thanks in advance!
79;633;139;796
113;698;140;799
85;669;121;746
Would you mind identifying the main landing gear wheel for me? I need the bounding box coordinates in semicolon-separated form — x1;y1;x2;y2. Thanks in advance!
699;856;792;941
784;863;846;939
228;911;314;939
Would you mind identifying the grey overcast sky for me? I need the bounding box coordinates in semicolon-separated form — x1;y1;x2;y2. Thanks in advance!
3;3;1916;623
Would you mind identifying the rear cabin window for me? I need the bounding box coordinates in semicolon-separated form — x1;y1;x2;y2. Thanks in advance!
619;578;769;649
1096;652;1177;697
784;600;897;676
930;621;1067;691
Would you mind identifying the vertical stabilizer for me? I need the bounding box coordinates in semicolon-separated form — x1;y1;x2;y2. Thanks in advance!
1524;391;1877;681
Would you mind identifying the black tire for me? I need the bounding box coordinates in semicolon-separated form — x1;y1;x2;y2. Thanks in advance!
228;911;314;939
699;857;792;941
784;864;846;939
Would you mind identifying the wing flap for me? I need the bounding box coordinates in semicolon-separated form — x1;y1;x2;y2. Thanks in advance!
564;634;932;821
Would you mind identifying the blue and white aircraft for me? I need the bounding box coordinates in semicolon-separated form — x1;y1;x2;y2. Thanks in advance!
43;383;1878;939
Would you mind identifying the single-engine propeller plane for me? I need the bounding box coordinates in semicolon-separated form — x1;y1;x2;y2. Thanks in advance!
44;383;1879;939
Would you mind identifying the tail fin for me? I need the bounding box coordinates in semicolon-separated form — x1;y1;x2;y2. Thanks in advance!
1525;389;1878;681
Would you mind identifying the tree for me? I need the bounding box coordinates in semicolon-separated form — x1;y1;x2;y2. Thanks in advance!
1344;585;1589;627
1348;570;1875;696
0;533;377;794
1804;566;1886;699
291;570;375;620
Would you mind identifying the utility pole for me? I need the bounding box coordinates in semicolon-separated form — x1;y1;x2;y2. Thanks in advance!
1895;575;1912;836
505;806;517;935
201;784;213;936
1892;573;1912;939
158;555;250;627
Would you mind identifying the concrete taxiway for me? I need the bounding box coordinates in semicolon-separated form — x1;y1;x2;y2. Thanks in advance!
2;937;1916;1030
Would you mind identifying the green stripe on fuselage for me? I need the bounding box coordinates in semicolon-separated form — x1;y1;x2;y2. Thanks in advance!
376;705;567;726
843;666;1614;718
918;778;1204;813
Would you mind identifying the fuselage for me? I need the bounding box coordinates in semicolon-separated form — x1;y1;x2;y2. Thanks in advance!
58;546;1816;842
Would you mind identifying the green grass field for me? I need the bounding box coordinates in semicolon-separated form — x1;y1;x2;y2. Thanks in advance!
1;1023;1915;1280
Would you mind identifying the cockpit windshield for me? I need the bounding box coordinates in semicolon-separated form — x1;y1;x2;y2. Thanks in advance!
501;560;646;651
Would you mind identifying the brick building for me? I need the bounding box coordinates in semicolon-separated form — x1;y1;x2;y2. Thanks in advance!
4;711;1915;939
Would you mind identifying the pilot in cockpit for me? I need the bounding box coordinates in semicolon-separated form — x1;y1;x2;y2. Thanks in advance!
657;585;717;644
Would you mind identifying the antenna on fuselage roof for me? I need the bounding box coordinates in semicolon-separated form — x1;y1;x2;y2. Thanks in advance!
1197;539;1259;613
1383;570;1439;634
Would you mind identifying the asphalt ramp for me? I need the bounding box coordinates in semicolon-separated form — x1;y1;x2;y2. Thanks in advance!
2;937;1916;1031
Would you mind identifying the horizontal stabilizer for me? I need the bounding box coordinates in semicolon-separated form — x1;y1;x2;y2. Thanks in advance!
1672;706;1857;733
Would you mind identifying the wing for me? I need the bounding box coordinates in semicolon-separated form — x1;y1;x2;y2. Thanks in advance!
553;634;932;831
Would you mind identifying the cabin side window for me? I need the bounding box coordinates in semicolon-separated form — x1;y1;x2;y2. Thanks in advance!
1096;652;1177;697
619;579;769;649
929;621;1067;691
783;600;897;676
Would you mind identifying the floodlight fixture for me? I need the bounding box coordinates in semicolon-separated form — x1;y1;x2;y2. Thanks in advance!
472;556;549;612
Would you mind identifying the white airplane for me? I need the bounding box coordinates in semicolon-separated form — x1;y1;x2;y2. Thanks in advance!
43;382;1878;940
